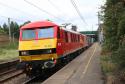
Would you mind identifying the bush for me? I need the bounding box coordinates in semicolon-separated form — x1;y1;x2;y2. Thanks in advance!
0;42;18;50
112;46;125;68
0;29;5;34
100;55;117;74
0;42;18;62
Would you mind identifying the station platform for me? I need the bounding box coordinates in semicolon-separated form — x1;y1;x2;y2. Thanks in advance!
42;43;104;84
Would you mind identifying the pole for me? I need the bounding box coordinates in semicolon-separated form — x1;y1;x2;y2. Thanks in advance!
13;32;16;43
98;11;103;44
98;12;100;25
98;12;100;43
8;18;11;43
92;25;93;33
92;25;94;42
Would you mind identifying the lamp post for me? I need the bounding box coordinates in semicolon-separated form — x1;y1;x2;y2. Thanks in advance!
8;18;11;43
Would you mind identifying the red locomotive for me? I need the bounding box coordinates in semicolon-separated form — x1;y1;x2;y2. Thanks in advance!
18;21;90;76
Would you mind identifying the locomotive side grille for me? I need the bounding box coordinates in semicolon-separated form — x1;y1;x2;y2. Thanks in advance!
19;48;56;56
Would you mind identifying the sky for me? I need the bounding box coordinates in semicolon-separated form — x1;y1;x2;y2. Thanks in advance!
0;0;105;31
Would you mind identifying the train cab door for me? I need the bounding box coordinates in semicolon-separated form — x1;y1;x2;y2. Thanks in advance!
57;27;63;56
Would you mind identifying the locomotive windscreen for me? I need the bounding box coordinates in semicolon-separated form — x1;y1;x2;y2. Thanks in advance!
38;27;54;38
22;27;54;40
22;29;36;40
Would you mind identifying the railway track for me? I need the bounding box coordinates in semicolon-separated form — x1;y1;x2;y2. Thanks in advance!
23;75;40;84
0;58;78;83
22;62;71;84
0;69;23;83
0;48;85;84
0;60;24;83
0;60;19;73
0;59;62;83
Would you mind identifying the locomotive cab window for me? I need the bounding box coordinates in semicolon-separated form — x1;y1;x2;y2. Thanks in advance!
22;29;36;40
65;31;68;42
57;27;60;39
38;27;54;39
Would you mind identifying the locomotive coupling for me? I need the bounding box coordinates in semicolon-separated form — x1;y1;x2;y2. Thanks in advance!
44;59;57;68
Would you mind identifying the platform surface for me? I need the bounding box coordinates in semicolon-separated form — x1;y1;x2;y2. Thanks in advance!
42;43;104;84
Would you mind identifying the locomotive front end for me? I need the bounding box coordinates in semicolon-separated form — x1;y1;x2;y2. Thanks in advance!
18;21;59;76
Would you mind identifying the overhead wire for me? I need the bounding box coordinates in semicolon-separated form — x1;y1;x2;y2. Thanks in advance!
47;0;72;22
70;0;88;25
0;15;26;22
0;1;37;20
47;0;60;12
24;0;65;22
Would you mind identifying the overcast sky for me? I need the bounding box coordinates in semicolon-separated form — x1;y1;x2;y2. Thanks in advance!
0;0;105;31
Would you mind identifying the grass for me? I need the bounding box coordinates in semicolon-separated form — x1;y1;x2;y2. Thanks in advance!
100;44;125;84
100;54;125;84
100;55;117;74
0;42;18;63
0;29;5;34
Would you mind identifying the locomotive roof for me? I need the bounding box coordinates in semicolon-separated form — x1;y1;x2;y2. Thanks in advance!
60;26;81;35
20;21;84;36
20;21;58;29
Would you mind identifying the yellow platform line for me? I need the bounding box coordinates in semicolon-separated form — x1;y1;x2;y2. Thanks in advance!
82;43;97;77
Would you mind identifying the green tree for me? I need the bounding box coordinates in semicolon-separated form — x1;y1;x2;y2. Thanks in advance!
1;21;31;38
102;0;125;68
3;23;9;34
103;0;125;51
20;21;31;27
10;21;20;38
0;25;5;34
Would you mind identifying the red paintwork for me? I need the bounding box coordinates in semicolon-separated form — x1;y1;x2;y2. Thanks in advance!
19;21;89;59
21;21;58;29
56;27;87;57
19;30;22;41
19;21;58;41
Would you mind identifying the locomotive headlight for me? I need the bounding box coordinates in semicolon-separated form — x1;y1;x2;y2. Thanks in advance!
21;51;28;55
49;50;52;53
46;50;52;53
